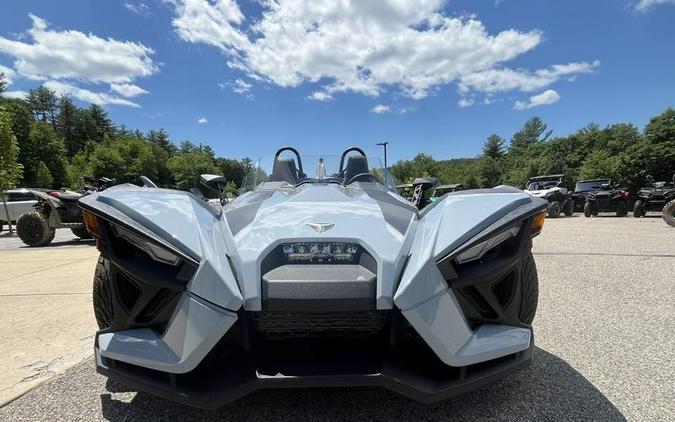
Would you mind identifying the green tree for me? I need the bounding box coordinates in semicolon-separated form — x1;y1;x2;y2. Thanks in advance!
26;86;58;126
87;104;113;142
0;72;7;94
148;129;177;156
56;95;81;157
35;161;53;187
0;98;35;185
168;150;219;192
0;106;23;232
578;150;620;181
509;117;552;156
216;157;246;187
644;108;675;145
29;122;68;188
482;134;505;159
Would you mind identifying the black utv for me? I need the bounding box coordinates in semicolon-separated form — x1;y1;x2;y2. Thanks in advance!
523;174;574;217
16;177;116;246
634;176;675;227
577;180;630;217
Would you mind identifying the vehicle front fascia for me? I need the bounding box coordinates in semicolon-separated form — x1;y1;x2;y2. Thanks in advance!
80;164;546;408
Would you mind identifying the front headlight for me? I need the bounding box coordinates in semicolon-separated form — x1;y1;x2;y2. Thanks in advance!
455;225;521;265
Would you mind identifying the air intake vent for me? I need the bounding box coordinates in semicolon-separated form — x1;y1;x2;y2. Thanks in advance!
254;311;387;339
115;271;142;313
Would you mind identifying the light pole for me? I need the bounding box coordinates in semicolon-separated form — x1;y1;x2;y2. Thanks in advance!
377;141;389;187
377;141;389;169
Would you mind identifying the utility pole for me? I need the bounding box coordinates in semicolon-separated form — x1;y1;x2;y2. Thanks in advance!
377;141;390;188
377;141;389;169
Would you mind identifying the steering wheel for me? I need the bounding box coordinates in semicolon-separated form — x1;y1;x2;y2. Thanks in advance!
274;146;305;177
338;147;367;174
346;172;376;185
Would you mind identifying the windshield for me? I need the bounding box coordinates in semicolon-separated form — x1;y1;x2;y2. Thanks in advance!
575;180;610;191
241;154;398;193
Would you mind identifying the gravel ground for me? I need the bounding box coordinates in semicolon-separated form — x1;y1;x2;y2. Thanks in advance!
0;214;673;421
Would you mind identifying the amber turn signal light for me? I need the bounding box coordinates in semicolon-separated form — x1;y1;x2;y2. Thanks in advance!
82;210;102;238
531;211;546;237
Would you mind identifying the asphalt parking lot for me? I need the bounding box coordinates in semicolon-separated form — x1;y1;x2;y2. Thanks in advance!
0;215;673;421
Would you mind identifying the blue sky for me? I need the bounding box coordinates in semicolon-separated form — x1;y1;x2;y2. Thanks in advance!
1;0;674;163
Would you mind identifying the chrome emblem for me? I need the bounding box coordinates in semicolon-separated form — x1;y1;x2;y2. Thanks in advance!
306;223;335;233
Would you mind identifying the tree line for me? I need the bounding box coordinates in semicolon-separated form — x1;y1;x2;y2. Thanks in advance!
2;73;674;198
390;110;675;194
0;75;251;197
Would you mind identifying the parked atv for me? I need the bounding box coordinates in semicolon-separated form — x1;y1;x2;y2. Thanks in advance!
409;177;438;210
429;184;464;203
581;181;630;217
524;174;574;218
634;175;675;226
16;177;116;246
571;179;610;213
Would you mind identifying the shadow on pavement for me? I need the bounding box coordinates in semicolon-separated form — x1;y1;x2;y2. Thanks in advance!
99;347;625;421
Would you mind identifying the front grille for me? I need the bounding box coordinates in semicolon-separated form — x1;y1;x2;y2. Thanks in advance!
254;310;387;339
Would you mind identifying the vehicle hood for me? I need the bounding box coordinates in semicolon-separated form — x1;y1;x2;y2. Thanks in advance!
224;183;416;249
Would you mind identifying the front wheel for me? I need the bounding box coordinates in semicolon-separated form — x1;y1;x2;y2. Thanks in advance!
519;253;539;325
663;200;675;227
547;201;561;218
16;212;55;246
583;201;592;217
563;200;574;216
93;256;114;330
633;200;646;218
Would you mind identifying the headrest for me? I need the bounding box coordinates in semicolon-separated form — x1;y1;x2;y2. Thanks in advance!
270;157;298;184
344;155;370;183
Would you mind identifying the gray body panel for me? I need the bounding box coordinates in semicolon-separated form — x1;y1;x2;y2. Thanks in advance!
81;182;545;373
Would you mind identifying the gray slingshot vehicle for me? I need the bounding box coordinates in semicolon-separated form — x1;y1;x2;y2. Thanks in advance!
79;146;548;409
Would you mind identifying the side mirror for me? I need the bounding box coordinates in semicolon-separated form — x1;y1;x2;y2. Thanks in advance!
200;174;228;204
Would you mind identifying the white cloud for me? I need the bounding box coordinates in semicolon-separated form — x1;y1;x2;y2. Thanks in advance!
514;89;560;110
2;90;27;99
0;14;156;108
307;91;333;101
0;14;157;83
124;2;151;16
167;0;578;100
232;78;251;94
459;61;599;94
44;80;140;107
197;116;208;124
457;98;474;108
634;0;675;12
370;104;414;114
0;65;17;84
110;83;149;97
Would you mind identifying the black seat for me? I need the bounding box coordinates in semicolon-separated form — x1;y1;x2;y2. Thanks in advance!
343;156;370;184
59;191;84;201
270;157;299;184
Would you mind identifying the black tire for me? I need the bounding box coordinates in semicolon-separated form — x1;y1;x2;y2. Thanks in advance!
93;256;114;330
616;201;627;217
663;199;675;227
633;200;645;218
16;212;55;246
547;201;561;218
71;227;92;239
583;201;592;217
519;253;539;325
563;200;574;216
